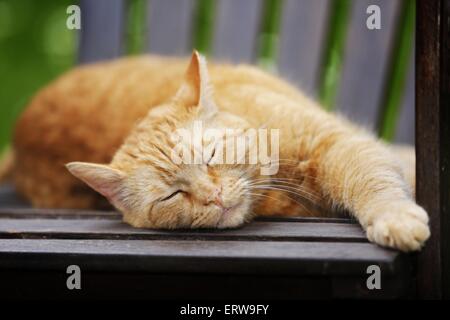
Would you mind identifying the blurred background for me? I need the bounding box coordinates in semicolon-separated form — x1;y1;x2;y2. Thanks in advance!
0;0;415;154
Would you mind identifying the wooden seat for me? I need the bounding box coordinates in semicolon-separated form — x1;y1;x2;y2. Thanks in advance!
0;184;413;299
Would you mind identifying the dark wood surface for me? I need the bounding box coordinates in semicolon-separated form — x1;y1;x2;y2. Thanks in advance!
416;0;450;299
0;270;413;300
0;239;403;276
0;184;413;299
0;219;366;242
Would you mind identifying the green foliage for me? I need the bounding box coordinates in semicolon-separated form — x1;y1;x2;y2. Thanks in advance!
0;0;76;152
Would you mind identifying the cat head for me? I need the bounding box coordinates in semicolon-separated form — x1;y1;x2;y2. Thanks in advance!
67;51;261;229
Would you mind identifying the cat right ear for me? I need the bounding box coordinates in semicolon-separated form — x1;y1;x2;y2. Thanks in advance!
66;162;129;211
174;50;217;118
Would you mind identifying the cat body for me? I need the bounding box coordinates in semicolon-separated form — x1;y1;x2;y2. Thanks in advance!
11;52;429;251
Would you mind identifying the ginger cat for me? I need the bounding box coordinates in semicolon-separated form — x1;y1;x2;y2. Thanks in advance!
9;51;429;252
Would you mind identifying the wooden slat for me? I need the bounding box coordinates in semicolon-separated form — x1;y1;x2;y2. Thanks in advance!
212;0;262;63
146;0;195;55
0;273;333;299
0;269;414;299
78;0;125;63
0;184;355;223
256;216;355;223
395;52;415;144
0;206;354;223
0;208;120;220
416;0;450;299
0;219;366;242
336;0;400;130
0;239;404;276
277;0;330;96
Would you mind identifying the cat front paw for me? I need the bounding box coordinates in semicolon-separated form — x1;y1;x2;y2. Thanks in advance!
366;201;430;252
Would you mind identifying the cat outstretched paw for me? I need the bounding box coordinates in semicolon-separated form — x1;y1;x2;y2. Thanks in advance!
366;201;430;252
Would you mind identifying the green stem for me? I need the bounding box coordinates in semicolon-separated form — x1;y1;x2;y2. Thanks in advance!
378;0;415;141
126;0;146;55
193;0;215;55
258;0;283;70
318;0;351;110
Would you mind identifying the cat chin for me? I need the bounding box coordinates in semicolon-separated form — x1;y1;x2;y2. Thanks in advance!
216;218;245;229
215;204;249;229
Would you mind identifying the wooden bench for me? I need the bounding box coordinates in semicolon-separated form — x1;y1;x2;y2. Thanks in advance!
0;0;448;299
0;185;414;299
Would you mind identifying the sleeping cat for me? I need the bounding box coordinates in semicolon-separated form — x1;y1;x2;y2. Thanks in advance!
8;51;429;252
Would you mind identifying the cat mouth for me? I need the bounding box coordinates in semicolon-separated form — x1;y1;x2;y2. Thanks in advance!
216;203;242;228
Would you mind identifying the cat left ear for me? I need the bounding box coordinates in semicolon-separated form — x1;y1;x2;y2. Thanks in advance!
66;162;129;212
175;50;217;119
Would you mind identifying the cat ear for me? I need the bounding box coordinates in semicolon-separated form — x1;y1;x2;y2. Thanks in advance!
66;162;128;211
175;50;217;118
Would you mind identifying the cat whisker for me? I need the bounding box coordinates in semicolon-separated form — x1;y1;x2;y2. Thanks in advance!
249;184;321;204
252;185;322;202
246;188;314;216
245;191;313;216
254;174;342;189
248;179;321;196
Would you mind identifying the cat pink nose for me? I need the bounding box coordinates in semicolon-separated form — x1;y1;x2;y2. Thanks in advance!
207;187;223;208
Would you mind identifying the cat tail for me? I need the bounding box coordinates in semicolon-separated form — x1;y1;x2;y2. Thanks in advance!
0;147;14;183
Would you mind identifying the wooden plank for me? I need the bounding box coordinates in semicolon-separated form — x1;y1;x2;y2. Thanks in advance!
394;52;415;144
0;208;120;220
0;206;354;223
416;0;450;299
0;239;405;276
0;219;366;242
0;267;411;300
146;0;195;55
0;271;334;300
256;216;355;224
336;0;400;130
212;0;262;63
277;0;330;96
78;0;125;63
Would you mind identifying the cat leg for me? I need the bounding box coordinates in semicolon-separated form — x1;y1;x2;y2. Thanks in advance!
314;134;429;252
389;145;416;196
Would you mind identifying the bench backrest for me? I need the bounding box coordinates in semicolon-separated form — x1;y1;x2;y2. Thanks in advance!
78;0;415;144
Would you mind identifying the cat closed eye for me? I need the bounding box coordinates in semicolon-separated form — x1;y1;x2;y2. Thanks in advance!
160;190;184;201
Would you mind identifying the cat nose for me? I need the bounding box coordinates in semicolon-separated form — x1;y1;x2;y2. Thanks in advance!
206;187;223;208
